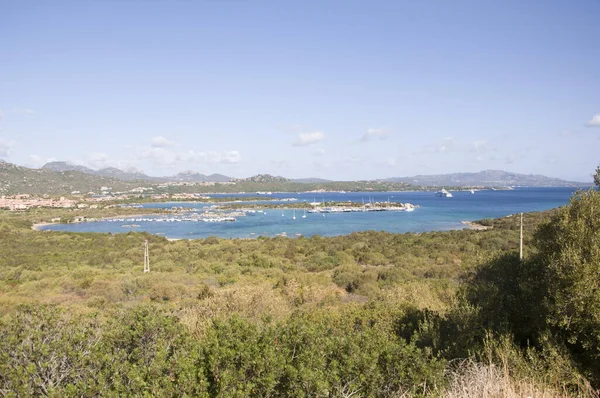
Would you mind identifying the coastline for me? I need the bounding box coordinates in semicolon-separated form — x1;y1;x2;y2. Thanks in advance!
31;222;59;231
31;211;168;231
461;221;492;231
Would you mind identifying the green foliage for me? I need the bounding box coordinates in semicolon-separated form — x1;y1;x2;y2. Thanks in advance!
0;162;142;195
0;304;445;396
451;183;600;386
534;189;600;380
0;305;102;396
460;253;546;346
3;181;600;395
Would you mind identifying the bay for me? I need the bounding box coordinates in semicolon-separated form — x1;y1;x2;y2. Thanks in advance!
40;187;579;239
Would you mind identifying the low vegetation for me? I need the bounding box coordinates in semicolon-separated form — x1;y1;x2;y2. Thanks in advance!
0;170;598;396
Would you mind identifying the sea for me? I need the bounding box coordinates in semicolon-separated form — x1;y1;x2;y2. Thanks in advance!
40;187;580;239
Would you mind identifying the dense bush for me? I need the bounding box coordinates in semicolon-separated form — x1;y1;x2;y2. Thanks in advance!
0;304;445;396
1;170;599;395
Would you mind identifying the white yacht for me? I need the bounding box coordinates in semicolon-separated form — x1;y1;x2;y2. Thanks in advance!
435;188;453;198
470;189;475;194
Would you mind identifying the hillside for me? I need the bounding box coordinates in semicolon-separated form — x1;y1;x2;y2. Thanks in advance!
292;177;332;183
1;162;418;195
383;169;590;187
172;171;231;183
1;161;142;195
42;161;232;183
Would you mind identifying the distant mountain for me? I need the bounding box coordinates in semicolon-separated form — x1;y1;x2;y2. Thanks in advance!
292;177;332;184
42;161;95;174
383;170;590;187
1;161;141;195
172;171;231;183
241;174;290;183
41;161;231;183
95;167;162;181
206;173;231;183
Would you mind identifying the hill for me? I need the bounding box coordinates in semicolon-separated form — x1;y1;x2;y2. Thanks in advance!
383;169;590;187
42;161;232;183
239;174;290;183
42;161;95;174
173;171;231;183
292;177;332;183
1;161;142;195
43;161;159;182
95;167;161;182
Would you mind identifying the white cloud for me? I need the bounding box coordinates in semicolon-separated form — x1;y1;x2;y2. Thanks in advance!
140;146;241;168
0;108;35;120
86;152;110;168
293;131;324;146
436;137;454;153
313;148;325;156
0;138;15;157
344;156;365;164
151;136;175;148
413;137;455;155
360;128;389;142
11;108;35;115
587;113;600;127
186;150;241;164
471;140;488;153
216;150;241;164
140;147;180;167
27;154;44;165
26;154;56;168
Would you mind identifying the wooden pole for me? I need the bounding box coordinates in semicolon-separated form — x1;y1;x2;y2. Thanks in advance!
519;213;523;261
143;240;150;273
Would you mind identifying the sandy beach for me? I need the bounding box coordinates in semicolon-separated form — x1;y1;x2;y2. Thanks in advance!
31;222;60;231
461;221;492;230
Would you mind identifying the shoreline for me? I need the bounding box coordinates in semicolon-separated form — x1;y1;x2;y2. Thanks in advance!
31;211;169;231
31;222;59;231
461;221;492;231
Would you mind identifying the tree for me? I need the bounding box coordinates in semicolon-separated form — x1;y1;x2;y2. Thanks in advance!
534;183;600;380
594;166;600;189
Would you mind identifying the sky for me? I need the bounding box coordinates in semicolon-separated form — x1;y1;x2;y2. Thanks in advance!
1;0;599;181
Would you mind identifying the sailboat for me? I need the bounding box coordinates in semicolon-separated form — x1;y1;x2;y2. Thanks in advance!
292;210;296;220
302;210;307;219
470;189;475;194
281;211;284;217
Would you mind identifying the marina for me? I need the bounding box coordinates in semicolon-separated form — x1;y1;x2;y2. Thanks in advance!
39;187;578;239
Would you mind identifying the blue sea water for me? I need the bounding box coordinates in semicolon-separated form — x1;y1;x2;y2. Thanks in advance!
40;188;579;239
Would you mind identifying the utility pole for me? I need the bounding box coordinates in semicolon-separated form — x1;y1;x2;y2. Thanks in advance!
143;240;150;273
519;213;523;261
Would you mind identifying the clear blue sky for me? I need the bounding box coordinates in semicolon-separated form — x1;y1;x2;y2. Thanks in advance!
1;0;599;181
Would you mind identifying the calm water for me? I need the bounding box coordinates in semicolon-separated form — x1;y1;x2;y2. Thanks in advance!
41;188;578;239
